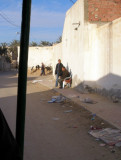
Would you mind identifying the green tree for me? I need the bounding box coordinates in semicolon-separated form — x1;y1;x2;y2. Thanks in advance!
39;41;52;47
0;42;12;63
0;43;8;56
30;41;38;46
8;40;20;60
55;36;62;43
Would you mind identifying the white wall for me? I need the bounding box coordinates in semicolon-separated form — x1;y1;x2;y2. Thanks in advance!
18;46;53;68
96;18;121;90
52;43;62;75
62;0;85;87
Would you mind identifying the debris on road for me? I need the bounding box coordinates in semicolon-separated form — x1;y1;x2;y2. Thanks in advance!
52;117;60;121
68;95;80;98
64;110;72;113
32;80;43;83
81;98;97;104
91;113;96;121
115;141;121;147
48;96;66;103
101;122;104;125
73;126;78;128
48;98;56;103
100;143;106;147
89;128;121;146
111;149;116;153
90;125;102;130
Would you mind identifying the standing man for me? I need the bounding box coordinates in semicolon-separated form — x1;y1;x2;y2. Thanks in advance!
55;59;63;87
40;62;45;76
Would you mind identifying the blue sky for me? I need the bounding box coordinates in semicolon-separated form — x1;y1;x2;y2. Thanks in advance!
0;0;76;44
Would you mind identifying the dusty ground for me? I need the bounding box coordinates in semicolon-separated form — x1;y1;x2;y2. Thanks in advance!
0;71;121;160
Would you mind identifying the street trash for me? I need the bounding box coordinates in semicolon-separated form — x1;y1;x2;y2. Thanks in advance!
68;126;78;128
48;96;66;103
52;117;60;121
101;122;104;125
32;80;43;83
91;114;96;121
89;128;121;146
115;141;121;147
111;149;115;153
100;143;106;147
113;99;119;103
73;126;78;128
109;146;114;149
95;138;100;141
48;98;56;103
82;98;97;104
90;125;102;130
68;95;79;98
64;110;72;113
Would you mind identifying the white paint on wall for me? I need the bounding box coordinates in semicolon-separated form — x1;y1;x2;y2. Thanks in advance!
18;46;53;68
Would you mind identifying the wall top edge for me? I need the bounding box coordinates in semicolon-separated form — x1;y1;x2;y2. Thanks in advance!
66;0;79;16
95;17;121;30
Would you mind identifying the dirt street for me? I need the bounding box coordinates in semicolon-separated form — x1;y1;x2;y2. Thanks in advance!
0;71;121;160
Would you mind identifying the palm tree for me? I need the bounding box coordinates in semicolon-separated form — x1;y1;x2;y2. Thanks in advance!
8;40;20;60
55;36;62;43
39;41;52;47
29;41;38;46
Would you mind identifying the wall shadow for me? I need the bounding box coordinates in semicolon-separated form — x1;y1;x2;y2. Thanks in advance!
73;73;121;102
0;71;40;89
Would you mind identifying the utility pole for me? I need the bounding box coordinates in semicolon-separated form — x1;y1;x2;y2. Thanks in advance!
16;0;31;159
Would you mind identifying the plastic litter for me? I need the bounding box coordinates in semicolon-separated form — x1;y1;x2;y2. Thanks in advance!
109;146;114;149
90;125;102;130
115;141;121;147
95;138;100;141
32;80;43;83
101;122;104;125
48;96;66;103
64;110;72;113
91;114;96;120
48;98;56;103
100;143;106;147
52;117;60;121
111;149;115;153
82;98;97;104
68;95;79;98
89;128;121;146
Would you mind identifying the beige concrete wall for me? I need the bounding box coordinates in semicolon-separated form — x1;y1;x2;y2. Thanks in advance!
52;43;62;75
96;18;121;90
18;46;53;68
62;0;85;86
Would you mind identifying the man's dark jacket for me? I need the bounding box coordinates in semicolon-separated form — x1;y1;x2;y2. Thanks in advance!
61;69;70;79
55;63;63;76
